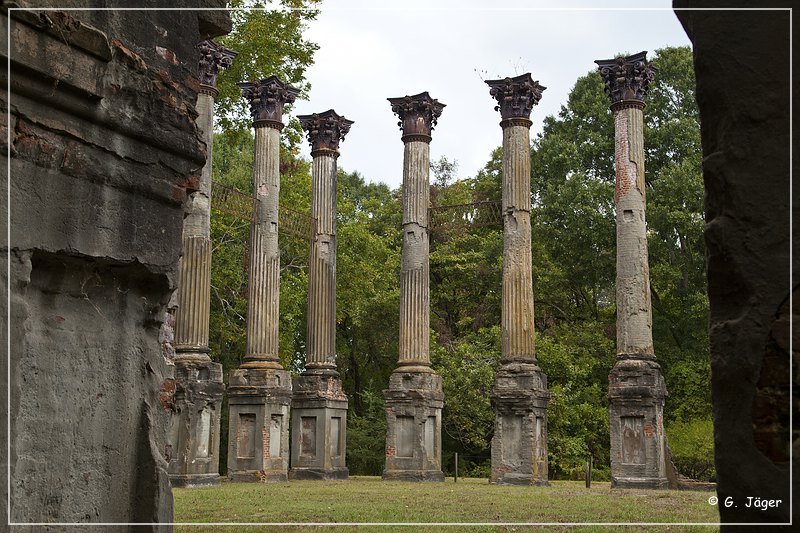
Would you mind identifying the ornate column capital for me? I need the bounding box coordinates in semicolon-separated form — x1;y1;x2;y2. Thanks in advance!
486;73;545;126
239;76;300;129
298;109;354;157
388;92;445;143
197;40;236;96
595;51;657;110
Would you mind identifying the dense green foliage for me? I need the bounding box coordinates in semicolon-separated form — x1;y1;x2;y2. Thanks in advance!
666;418;716;482
208;34;711;479
216;0;320;141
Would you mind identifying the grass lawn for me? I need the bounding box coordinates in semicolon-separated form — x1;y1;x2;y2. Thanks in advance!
173;476;720;531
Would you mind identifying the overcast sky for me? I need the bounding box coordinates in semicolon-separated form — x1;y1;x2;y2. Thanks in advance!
290;0;691;188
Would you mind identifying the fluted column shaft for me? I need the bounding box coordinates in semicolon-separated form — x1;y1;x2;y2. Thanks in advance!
613;103;654;358
486;74;544;365
486;73;549;486
174;89;215;360
387;92;444;373
306;151;338;370
169;40;235;488
243;124;282;368
500;121;535;363
598;52;667;490
229;76;298;483
398;140;431;368
595;51;658;360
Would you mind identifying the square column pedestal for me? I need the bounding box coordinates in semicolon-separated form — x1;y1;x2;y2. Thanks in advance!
382;371;445;482
608;358;669;489
168;359;225;487
490;363;550;485
227;367;292;482
289;374;349;480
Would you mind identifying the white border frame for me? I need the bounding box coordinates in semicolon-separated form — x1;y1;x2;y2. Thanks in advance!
4;5;793;528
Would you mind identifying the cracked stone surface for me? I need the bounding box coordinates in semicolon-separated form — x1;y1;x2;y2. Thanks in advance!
595;52;668;489
226;77;298;483
5;2;230;527
675;4;794;526
168;40;233;490
485;74;550;485
290;111;352;481
383;93;445;482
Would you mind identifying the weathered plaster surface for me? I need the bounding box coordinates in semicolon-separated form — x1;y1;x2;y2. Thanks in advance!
5;3;229;526
675;4;794;526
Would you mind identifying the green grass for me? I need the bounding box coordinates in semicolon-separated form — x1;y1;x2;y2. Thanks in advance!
173;476;720;531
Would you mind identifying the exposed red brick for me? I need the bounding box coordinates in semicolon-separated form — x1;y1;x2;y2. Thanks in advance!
159;378;176;411
112;39;147;71
262;427;270;460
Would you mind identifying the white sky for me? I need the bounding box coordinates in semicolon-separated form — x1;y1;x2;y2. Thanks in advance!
291;1;692;188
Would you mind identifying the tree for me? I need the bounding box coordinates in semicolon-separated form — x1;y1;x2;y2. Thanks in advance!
332;170;402;474
216;0;321;143
335;170;401;417
531;70;616;323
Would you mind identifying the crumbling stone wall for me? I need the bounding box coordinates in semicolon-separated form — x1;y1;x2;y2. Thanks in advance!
675;2;796;527
3;2;229;527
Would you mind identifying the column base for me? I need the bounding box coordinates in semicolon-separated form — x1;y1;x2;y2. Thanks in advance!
490;362;550;486
608;357;669;489
169;473;220;488
168;358;225;487
289;467;349;480
228;470;288;483
612;476;670;489
381;469;445;482
227;367;292;483
289;374;349;481
383;369;444;482
491;472;550;487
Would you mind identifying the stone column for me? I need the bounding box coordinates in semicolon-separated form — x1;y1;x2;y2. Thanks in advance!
382;92;445;482
289;110;353;480
227;76;299;482
596;51;668;489
168;39;235;488
486;74;550;486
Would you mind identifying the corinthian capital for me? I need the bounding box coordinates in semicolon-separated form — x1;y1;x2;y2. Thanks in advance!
239;76;300;128
298;109;354;155
595;51;657;108
388;92;446;143
197;40;237;90
485;73;545;123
